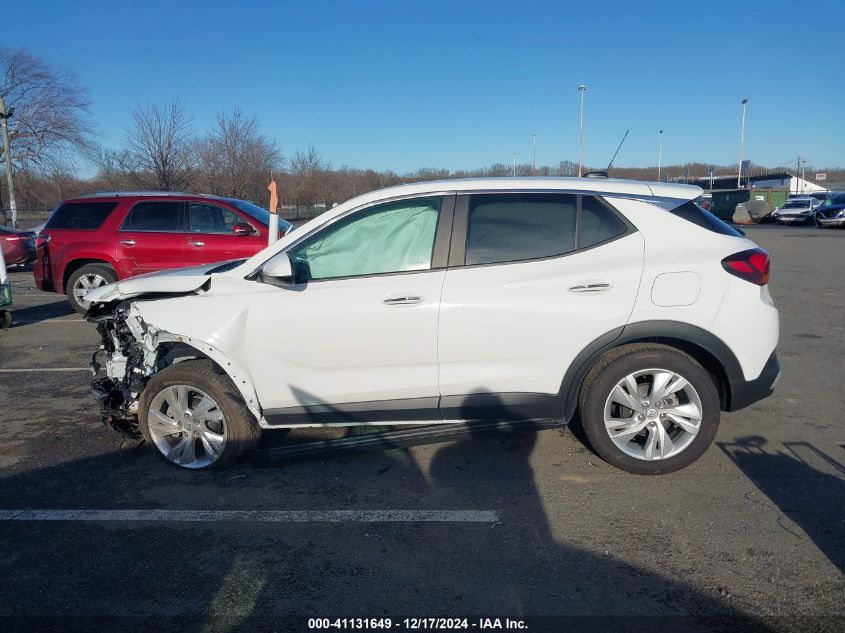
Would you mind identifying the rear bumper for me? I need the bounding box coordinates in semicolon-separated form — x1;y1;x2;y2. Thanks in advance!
727;352;780;411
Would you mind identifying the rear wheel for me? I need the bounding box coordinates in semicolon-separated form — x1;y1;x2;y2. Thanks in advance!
139;359;261;469
66;263;117;314
578;344;721;475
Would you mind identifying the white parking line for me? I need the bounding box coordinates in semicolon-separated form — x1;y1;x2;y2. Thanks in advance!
0;368;90;373
0;509;499;523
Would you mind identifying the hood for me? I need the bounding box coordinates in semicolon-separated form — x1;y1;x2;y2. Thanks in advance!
85;261;235;304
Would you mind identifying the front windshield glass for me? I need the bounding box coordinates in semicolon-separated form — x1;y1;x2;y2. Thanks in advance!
781;201;806;209
821;194;845;208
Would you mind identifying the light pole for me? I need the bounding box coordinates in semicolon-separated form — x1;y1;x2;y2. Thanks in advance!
512;152;517;177
532;131;537;175
0;96;18;228
737;98;749;189
577;84;587;177
657;129;664;181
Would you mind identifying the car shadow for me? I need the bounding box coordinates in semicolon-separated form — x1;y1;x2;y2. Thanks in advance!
718;435;845;574
5;299;74;327
0;392;777;632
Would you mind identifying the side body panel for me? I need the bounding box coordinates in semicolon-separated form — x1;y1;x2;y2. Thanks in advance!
437;231;645;399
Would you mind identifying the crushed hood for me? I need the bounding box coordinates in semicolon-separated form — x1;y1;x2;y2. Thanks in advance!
85;261;233;304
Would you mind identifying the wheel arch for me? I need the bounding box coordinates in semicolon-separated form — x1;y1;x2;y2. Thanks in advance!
152;339;264;422
561;320;743;419
62;258;116;293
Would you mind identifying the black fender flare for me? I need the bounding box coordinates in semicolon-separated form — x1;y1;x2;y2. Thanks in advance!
560;320;743;419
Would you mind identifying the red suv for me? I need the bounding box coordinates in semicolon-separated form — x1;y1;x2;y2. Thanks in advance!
34;192;290;312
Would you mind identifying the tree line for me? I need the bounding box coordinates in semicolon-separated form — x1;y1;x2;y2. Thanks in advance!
2;46;843;224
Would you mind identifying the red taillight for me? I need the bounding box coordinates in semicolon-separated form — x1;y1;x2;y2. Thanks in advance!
35;233;50;249
722;248;770;286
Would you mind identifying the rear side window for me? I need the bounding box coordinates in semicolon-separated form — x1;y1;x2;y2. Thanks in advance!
670;201;743;237
45;202;118;230
580;196;628;248
465;193;628;266
121;201;182;232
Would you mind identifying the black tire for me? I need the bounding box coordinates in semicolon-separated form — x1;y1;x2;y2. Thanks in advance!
66;263;117;314
0;310;12;329
139;359;261;469
578;344;721;475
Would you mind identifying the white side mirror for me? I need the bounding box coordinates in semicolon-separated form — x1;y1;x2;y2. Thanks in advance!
263;252;294;282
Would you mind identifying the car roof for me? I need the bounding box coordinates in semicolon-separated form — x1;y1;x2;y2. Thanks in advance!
336;177;701;209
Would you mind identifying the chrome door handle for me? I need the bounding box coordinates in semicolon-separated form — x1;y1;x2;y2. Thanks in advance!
188;239;205;247
568;282;612;293
383;295;423;305
120;239;136;246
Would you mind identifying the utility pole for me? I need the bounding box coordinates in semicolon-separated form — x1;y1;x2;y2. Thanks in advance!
657;129;664;181
800;158;807;194
532;131;537;175
0;96;18;228
737;98;749;189
512;153;517;177
578;84;587;177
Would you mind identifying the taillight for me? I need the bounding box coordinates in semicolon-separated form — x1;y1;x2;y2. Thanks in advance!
722;248;770;286
35;233;51;249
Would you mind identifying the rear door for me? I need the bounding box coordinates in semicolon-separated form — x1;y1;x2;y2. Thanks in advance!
184;201;265;265
437;192;644;418
116;200;186;276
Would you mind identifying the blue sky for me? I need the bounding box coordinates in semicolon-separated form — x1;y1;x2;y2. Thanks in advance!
7;0;845;173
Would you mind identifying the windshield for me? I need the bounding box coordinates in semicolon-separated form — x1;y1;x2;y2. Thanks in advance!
219;197;291;230
781;201;808;209
821;193;845;208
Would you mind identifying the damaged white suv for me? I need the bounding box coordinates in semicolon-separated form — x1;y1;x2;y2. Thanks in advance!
85;177;780;474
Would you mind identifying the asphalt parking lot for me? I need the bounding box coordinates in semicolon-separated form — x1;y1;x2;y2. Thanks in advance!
0;225;843;632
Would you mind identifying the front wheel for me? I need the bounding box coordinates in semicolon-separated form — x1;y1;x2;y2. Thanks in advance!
139;359;261;469
578;344;721;475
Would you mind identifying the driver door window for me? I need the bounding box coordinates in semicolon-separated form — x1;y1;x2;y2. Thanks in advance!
289;197;441;281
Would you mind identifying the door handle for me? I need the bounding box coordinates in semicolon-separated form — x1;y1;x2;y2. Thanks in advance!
187;239;205;247
568;281;612;293
383;295;424;305
120;239;136;246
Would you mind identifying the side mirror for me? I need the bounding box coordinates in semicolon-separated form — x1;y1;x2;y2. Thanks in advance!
262;252;294;283
232;222;254;236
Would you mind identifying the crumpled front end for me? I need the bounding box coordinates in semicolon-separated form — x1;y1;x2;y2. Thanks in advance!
88;300;164;439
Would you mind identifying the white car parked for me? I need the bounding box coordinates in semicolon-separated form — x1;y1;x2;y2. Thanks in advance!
85;177;780;474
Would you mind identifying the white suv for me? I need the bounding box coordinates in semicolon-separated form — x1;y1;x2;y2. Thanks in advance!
85;177;780;474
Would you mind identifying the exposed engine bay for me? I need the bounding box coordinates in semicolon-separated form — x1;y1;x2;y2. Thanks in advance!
87;300;168;439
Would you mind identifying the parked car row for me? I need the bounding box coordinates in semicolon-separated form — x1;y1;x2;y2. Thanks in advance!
0;225;37;267
768;192;845;227
33;192;291;312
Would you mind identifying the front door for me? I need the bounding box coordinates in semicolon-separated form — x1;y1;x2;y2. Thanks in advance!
184;202;265;265
244;195;453;424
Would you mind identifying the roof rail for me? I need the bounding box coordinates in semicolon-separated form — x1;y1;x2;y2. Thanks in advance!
91;191;204;197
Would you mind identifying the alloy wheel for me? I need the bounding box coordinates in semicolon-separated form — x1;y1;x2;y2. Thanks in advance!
72;273;109;310
603;368;703;461
147;384;228;469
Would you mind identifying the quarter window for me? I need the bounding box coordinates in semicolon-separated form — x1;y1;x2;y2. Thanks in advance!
580;196;628;248
121;201;182;232
289;197;441;281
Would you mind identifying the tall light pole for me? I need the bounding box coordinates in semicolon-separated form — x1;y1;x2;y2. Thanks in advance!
737;98;749;189
657;129;664;181
532;131;537;175
577;84;587;177
512;152;517;177
0;96;18;228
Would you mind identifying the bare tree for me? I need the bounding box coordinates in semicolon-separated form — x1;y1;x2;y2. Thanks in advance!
196;107;280;199
118;101;195;191
0;47;95;220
